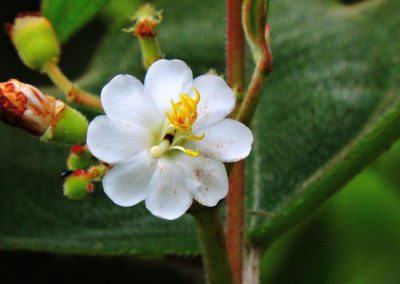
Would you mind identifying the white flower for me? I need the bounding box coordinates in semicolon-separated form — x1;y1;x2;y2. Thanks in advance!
87;59;253;220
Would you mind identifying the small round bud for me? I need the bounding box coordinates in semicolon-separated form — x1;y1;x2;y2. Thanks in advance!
63;170;93;200
8;13;60;71
67;144;96;170
40;101;88;144
0;79;55;135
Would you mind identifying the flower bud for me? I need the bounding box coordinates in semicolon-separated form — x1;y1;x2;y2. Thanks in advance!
63;169;94;200
124;4;163;69
67;144;96;171
126;4;162;38
40;100;88;144
0;79;55;135
8;13;60;71
0;79;88;144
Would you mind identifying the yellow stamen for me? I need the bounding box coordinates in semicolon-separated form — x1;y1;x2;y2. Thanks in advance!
166;88;201;132
170;146;200;157
186;133;205;141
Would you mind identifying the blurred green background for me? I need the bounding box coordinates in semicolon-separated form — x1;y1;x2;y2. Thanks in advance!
0;1;399;283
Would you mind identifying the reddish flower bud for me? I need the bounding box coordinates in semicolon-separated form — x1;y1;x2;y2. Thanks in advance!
0;79;55;135
125;4;162;38
71;144;86;155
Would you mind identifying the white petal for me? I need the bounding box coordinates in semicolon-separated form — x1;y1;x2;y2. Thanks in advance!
176;155;228;207
103;150;157;207
145;157;193;220
192;119;253;162
101;74;163;128
87;116;150;164
192;75;236;130
144;59;193;113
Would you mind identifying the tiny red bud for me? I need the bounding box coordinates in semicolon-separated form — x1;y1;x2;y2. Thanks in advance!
87;183;94;193
125;4;162;38
72;169;86;177
135;19;157;37
71;144;85;155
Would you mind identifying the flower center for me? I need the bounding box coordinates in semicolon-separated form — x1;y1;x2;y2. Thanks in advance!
150;88;204;158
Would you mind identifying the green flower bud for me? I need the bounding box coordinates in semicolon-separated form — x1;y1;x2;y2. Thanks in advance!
67;145;96;170
63;170;93;200
40;101;88;144
8;13;60;71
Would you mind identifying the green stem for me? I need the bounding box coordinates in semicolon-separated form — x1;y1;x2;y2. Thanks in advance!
237;0;272;126
190;204;232;284
236;57;270;126
138;37;162;69
43;62;103;112
248;96;400;249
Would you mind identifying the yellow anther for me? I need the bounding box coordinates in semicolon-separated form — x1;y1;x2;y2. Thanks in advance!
187;133;205;141
170;146;200;157
166;88;201;132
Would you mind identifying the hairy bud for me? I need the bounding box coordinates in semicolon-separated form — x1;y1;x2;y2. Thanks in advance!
8;13;60;71
0;79;88;144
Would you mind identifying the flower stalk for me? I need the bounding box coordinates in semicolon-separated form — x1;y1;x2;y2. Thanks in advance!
236;52;271;126
226;1;272;282
190;204;233;284
43;61;102;112
227;160;245;284
237;0;272;126
225;0;248;283
226;0;245;114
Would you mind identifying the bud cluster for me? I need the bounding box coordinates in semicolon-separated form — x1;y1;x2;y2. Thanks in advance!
62;144;110;200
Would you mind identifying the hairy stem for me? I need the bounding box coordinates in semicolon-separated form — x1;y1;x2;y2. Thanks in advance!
190;204;233;284
226;0;245;94
236;54;271;126
248;96;400;249
226;0;246;283
43;62;102;112
227;161;245;284
238;0;272;126
137;37;162;69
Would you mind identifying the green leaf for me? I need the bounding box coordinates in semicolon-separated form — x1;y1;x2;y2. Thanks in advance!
0;125;198;255
247;0;400;247
0;0;399;256
41;0;109;42
261;150;400;283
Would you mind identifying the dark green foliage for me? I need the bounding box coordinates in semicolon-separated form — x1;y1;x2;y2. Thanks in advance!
0;0;398;256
